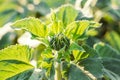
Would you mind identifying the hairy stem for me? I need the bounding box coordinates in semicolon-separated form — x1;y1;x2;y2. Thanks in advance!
54;51;62;80
55;62;62;80
77;64;97;80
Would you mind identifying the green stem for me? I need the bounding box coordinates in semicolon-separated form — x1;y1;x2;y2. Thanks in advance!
54;51;62;80
55;62;62;80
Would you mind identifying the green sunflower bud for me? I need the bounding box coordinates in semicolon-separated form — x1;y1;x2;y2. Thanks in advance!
50;33;70;51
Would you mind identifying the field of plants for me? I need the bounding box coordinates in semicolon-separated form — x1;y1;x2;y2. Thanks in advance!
0;0;120;80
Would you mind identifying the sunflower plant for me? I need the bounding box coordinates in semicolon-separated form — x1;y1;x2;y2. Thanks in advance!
0;5;105;80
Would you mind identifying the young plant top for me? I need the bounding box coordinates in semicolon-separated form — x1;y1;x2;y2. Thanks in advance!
0;4;120;80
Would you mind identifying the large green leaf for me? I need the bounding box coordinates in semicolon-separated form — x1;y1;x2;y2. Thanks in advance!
48;21;64;36
102;58;120;76
79;45;103;78
68;64;91;80
0;45;34;80
80;58;103;78
69;42;85;52
65;20;90;40
11;17;48;38
103;68;120;80
65;20;101;40
55;4;79;26
82;45;99;58
69;42;87;62
7;69;33;80
94;42;120;58
94;42;120;77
